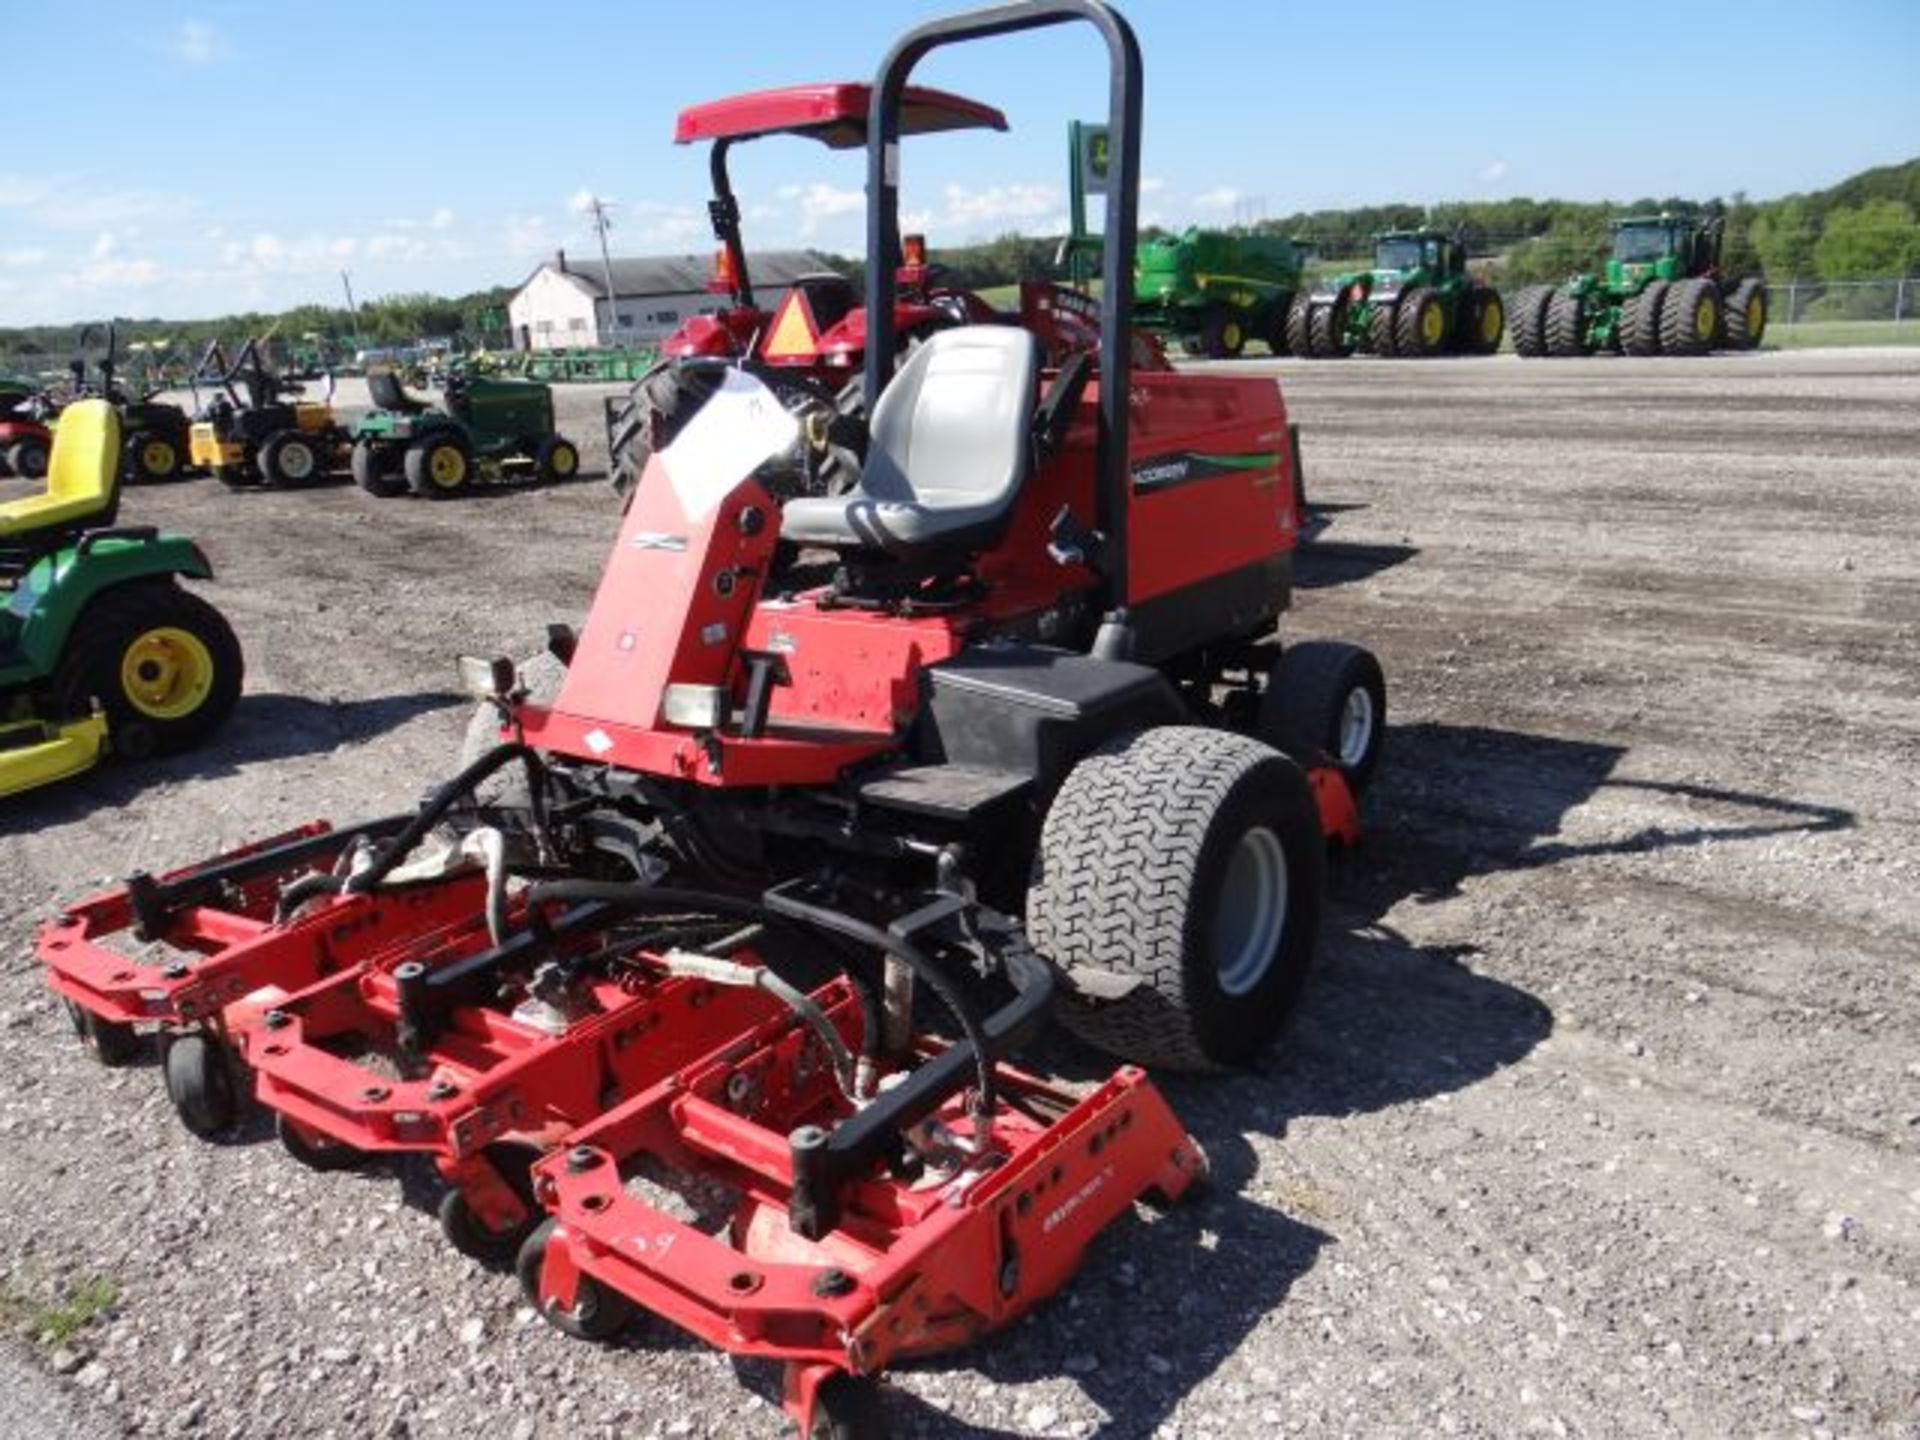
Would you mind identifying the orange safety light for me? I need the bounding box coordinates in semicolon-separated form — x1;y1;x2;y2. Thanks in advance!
709;247;738;295
902;233;928;267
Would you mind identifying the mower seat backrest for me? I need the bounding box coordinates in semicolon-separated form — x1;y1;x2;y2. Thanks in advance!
0;399;120;540
367;369;428;414
781;326;1040;556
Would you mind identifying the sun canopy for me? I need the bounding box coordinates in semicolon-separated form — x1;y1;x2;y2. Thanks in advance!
675;83;1006;148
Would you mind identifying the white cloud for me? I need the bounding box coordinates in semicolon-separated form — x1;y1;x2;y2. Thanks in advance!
506;214;554;255
1141;176;1167;194
0;247;47;268
570;188;602;215
939;182;1059;226
91;231;117;259
1478;159;1510;182
430;206;455;230
173;20;229;65
793;183;864;237
1193;186;1240;211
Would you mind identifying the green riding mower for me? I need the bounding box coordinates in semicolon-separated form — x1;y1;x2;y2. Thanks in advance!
188;337;347;487
1289;229;1504;359
1510;214;1766;358
0;400;243;798
349;368;579;499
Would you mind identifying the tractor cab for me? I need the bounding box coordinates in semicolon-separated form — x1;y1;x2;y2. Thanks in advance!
1373;230;1462;282
1607;214;1722;285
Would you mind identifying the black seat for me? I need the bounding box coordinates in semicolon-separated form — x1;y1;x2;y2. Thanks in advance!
367;369;429;414
781;327;1040;557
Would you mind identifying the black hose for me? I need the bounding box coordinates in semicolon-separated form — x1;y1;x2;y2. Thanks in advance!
274;870;344;921
522;880;933;1080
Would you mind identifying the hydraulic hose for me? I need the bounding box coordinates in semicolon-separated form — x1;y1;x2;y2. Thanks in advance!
346;742;543;896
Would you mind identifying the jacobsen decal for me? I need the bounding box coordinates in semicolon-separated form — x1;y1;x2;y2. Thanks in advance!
1130;450;1280;492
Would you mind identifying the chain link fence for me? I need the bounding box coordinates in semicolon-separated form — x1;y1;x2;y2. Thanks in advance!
1768;277;1915;347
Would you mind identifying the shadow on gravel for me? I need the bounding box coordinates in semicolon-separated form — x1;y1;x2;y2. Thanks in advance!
0;690;460;837
1294;538;1418;590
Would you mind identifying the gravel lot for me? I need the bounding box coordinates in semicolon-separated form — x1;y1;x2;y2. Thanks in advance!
2;349;1917;1438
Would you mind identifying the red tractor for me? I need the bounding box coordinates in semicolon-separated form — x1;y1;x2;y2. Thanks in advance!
0;378;53;480
39;3;1383;1434
606;79;1117;499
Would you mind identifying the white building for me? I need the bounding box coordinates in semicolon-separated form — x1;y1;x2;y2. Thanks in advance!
507;248;836;350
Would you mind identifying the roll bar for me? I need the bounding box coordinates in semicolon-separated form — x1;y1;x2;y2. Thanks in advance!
863;0;1142;614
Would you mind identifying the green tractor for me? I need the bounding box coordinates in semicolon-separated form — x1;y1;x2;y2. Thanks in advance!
1288;229;1504;360
1511;214;1766;359
348;367;580;500
0;400;243;797
1133;227;1304;358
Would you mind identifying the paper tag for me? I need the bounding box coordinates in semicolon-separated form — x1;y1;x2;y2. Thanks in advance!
658;368;798;520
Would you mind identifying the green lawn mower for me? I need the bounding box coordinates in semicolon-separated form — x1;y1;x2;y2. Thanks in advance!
349;368;579;499
1510;214;1766;358
0;400;243;798
1289;229;1504;359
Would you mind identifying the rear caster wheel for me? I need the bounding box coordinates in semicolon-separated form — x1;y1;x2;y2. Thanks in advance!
65;1000;142;1066
276;1113;366;1172
516;1218;634;1341
809;1373;888;1440
162;1030;242;1137
439;1144;540;1262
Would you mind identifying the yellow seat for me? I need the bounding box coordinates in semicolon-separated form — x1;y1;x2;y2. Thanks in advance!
0;399;121;540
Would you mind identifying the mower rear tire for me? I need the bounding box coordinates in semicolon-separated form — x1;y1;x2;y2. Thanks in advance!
1367;302;1399;358
1307;300;1351;359
1619;281;1669;357
1509;285;1554;357
1260;640;1387;798
163;1030;241;1138
535;434;580;484
404;433;473;498
1029;727;1326;1072
1466;289;1505;355
1395;287;1449;358
1283;294;1313;358
5;438;49;480
517;1218;635;1342
1545;291;1589;357
1724;277;1768;350
276;1113;367;1173
65;999;142;1067
808;1373;888;1440
125;431;183;484
53;580;243;761
1661;277;1720;356
350;439;406;497
259;430;322;487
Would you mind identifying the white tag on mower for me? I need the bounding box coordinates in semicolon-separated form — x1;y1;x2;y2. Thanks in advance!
659;367;797;521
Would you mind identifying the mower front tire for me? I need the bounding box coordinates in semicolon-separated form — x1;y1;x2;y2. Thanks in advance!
350;439;406;498
535;434;581;484
404;433;473;498
517;1219;635;1342
1029;727;1326;1072
1260;640;1387;798
53;581;243;761
277;1113;367;1172
163;1030;243;1138
64;999;143;1067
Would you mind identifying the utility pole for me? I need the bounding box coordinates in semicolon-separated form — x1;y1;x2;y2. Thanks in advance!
585;195;620;347
340;269;363;357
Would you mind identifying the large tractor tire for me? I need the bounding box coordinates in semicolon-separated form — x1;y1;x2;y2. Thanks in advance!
350;439;407;497
53;580;244;761
1545;291;1589;357
1028;726;1327;1072
124;430;184;484
607;360;726;500
1661;277;1721;356
1307;300;1352;359
1723;278;1768;350
1465;289;1505;355
1509;285;1554;358
1395;287;1449;358
5;437;49;480
1283;295;1314;358
1199;307;1247;360
1264;296;1296;356
1619;281;1670;357
404;432;474;498
1259;640;1387;799
1367;302;1399;358
259;430;322;487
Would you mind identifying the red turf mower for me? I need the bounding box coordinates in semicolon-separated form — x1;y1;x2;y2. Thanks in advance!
39;3;1383;1433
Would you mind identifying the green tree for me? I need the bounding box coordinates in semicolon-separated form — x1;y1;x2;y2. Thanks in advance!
1748;196;1817;280
1812;200;1920;279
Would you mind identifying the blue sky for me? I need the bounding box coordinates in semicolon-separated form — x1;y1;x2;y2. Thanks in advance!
4;1;1916;325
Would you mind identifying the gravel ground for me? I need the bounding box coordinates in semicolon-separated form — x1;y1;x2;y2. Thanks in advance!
2;349;1917;1438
